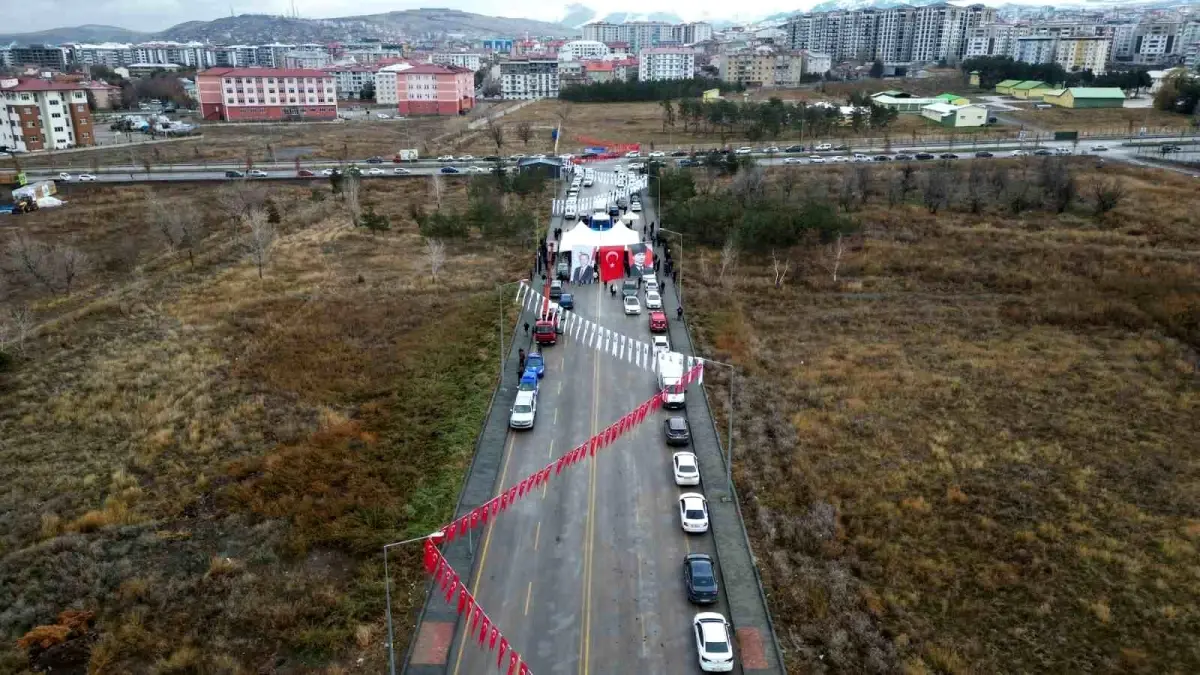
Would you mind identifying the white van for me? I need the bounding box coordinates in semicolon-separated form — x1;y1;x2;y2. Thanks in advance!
656;352;686;409
565;202;578;219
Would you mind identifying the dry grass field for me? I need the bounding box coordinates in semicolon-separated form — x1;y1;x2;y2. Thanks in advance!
0;177;532;672
1004;105;1195;136
681;163;1200;673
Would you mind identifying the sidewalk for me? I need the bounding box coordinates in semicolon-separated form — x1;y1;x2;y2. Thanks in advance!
659;268;787;673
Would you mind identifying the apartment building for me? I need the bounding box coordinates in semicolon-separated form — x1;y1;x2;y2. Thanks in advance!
1013;36;1059;64
558;61;587;89
1131;21;1181;65
431;53;483;71
638;48;696;81
787;3;993;66
1056;36;1111;74
196;67;337;122
1111;23;1138;60
374;63;412;105
0;78;95;152
612;58;639;82
499;58;560;99
376;64;474;115
558;40;609;62
580;60;615;83
323;63;379;99
582;21;713;51
0;48;11;69
964;23;1030;58
9;45;70;70
284;51;332;69
719;46;813;87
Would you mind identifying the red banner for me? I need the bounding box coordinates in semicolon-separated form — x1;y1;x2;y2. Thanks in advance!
597;246;625;283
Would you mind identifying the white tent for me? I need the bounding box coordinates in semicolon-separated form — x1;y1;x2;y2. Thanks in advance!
560;221;639;250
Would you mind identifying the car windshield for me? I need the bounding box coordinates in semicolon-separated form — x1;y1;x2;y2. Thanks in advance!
669;419;687;431
691;563;715;586
685;508;704;519
678;463;696;473
527;356;541;365
513;404;532;414
625;298;637;305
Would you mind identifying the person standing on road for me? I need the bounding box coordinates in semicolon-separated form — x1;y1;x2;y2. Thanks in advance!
524;322;529;336
676;305;683;321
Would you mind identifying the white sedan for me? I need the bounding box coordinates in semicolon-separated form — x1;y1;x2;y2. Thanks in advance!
1091;145;1109;152
457;155;475;161
321;168;336;176
830;155;850;163
673;452;700;486
529;154;547;160
367;168;385;175
648;151;666;158
78;174;97;181
678;493;709;533
248;169;269;178
630;201;642;212
783;157;803;164
624;150;641;158
652;335;670;355
394;167;412;175
466;166;487;173
623;295;641;315
808;155;826;164
645;290;662;309
437;155;455;162
693;613;734;672
58;172;72;181
734;147;753;155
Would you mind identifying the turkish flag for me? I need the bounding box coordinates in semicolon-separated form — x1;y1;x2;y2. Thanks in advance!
469;606;482;633
470;509;481;531
479;615;491;645
489;626;499;651
555;455;568;475
497;637;508;667
443;573;459;603
456;585;469;615
458;516;470;538
462;595;475;620
519;661;531;675
444;520;457;543
508;651;520;675
598;246;625;283
423;539;438;574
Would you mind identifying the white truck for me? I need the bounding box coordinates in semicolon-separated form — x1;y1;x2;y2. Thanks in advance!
393;148;420;162
656;352;686;409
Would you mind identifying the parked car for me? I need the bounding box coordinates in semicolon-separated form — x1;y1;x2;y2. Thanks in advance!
645;290;662;309
482;155;500;162
808;155;826;164
652;335;670;355
1033;148;1054;156
623;295;641;315
664;416;691;446
915;153;935;160
1091;145;1109;152
873;155;891;162
692;613;734;672
437;155;455;162
467;166;487;173
832;144;850;151
630;200;642;212
524;351;545;378
784;145;805;153
509;390;537;429
248;169;269;178
762;146;781;153
364;168;383;175
297;169;315;177
648;151;666;158
939;153;958;160
678;493;709;533
734;147;753;155
625;150;641;158
1010;149;1029;157
321;168;336;176
894;153;914;161
670;150;689;157
440;166;461;174
649;311;667;333
559;292;574;310
548;279;563;300
58;172;73;181
783;157;803;164
683;553;718;603
509;153;526;160
457;155;475;161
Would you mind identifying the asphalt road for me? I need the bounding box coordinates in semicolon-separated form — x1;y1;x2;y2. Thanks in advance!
444;170;740;675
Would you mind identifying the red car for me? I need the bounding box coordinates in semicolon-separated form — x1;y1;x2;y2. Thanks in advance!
297;169;315;177
649;311;667;333
533;319;557;346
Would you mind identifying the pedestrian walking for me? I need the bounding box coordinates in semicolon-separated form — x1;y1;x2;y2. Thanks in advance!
523;322;530;336
518;348;526;373
676;305;683;321
672;269;678;285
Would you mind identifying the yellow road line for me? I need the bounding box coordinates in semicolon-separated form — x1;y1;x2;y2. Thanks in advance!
579;282;602;675
450;434;516;675
534;521;541;551
524;581;533;616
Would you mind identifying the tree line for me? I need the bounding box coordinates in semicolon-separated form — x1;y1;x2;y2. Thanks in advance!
962;56;1153;95
660;96;898;144
559;77;741;103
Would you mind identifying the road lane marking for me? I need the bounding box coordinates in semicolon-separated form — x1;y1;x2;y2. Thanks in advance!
450;433;516;675
534;521;541;551
549;438;555;459
558;381;562;395
524;581;533;616
579;280;602;675
554;408;558;425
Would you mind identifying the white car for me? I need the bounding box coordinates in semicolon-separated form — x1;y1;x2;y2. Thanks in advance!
509;153;526;160
438;155;455;162
248;169;269;178
763;146;781;153
394;167;412;175
375;113;391;119
734;146;753;155
630;201;642;212
652;335;670;355
457;155;475;161
509;390;537;429
645;290;662;309
831;155;850;163
814;143;833;151
58;172;72;181
648;151;665;158
783;157;803;164
693;613;734;672
367;168;385;175
625;150;641;158
808;155;826;164
467;166;487;173
321;168;335;176
645;277;659;293
673;452;701;486
623;295;641;315
1091;145;1109;152
678;493;709;533
1011;149;1028;157
78;174;97;181
853;153;870;162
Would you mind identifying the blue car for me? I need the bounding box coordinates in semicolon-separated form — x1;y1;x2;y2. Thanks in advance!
525;352;545;378
440;166;461;174
519;370;539;394
559;293;574;310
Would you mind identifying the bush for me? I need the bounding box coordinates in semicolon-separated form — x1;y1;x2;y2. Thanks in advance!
0;349;12;372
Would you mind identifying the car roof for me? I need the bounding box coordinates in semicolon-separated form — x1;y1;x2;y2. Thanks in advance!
514;390;535;404
653;336;669;343
680;493;705;506
650;311;666;319
668;417;688;429
624;295;638;302
674;451;697;465
698;617;728;642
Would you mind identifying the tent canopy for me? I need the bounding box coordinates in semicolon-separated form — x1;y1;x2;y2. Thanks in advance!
560;221;639;250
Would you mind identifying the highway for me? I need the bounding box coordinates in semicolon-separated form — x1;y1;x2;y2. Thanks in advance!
441;169;744;675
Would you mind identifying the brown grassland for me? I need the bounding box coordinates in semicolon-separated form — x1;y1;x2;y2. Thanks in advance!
681;162;1200;673
1002;105;1195;136
0;177;531;672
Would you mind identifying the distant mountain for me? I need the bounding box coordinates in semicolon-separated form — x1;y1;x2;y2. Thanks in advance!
560;4;598;29
0;24;147;45
599;12;686;24
1;9;576;46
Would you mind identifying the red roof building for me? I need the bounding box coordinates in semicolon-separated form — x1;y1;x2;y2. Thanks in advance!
375;63;474;116
196;67;338;122
0;77;96;152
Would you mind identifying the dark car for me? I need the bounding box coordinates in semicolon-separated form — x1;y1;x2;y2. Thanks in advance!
894;153;914;161
833;144;850;151
939;153;958;160
873;155;891;161
224;170;244;178
366;156;384;164
670;150;689;157
683;554;719;604
1033;148;1053;156
915;153;935;160
664;416;691;446
677;159;698;167
784;145;805;153
975;151;994;158
556;261;570;280
483;155;500;162
297;169;315;177
440;166;461;174
559;292;574;310
621;280;638;298
581;152;598;159
548;280;563;300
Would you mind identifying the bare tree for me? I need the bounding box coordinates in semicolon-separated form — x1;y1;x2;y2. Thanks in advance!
922;167;950;214
731;165;765;206
554;102;575;135
4;235;89;295
838;170;857;212
515;121;534;146
964;163;987;214
485;117;504;154
1092;178;1125;217
425;238;446;281
1039;158;1076;214
822;233;847;283
343;173;363;226
854;165;872;206
58;246;88;296
770;249;791;289
244;209;276;279
1;306;34;354
719;236;738;282
429;173;443;209
898;163;917;200
778;166;801;199
218;182;267;226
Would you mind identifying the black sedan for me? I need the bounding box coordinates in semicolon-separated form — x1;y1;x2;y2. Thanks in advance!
785;145;805;153
664;416;691;446
683;554;719;604
670;150;690;157
833;144;850;151
975;151;994;158
483;155;501;162
915;153;935;160
366;156;385;164
939;153;959;160
894;153;914;161
1033;149;1054;156
440;166;461;174
873;155;891;162
677;159;699;167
